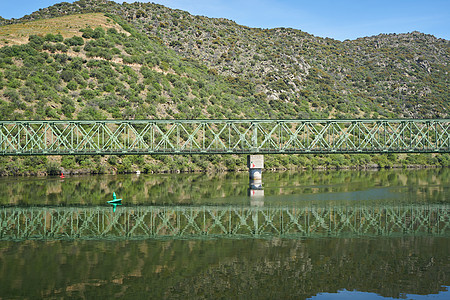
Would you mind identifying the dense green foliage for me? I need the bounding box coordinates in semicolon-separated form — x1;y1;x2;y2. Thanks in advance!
0;0;448;174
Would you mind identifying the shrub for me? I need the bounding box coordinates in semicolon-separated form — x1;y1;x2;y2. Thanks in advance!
46;161;61;175
28;35;44;49
64;36;84;46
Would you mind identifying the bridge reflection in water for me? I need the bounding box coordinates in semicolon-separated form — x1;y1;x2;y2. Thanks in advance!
1;204;448;240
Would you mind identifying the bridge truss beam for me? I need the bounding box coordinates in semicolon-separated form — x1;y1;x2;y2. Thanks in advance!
0;119;448;155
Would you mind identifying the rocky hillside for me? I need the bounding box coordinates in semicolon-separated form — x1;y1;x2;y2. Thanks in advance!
1;0;448;120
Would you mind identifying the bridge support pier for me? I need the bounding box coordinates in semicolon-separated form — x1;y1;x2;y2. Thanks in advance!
247;155;264;204
247;155;264;180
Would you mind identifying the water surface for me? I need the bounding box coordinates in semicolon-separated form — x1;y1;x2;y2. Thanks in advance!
0;169;449;299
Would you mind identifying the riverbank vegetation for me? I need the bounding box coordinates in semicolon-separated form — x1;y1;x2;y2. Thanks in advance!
0;153;448;176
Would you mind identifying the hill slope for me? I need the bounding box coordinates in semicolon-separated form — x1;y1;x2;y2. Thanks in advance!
0;12;278;121
1;0;448;119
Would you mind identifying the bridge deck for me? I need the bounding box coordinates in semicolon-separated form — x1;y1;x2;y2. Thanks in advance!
0;119;448;155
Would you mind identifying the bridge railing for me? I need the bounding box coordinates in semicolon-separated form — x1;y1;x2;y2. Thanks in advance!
0;119;448;155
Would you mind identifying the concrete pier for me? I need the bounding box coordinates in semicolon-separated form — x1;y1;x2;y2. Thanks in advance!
247;155;264;180
247;155;264;204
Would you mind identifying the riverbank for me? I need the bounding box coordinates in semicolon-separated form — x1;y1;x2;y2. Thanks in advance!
0;153;448;176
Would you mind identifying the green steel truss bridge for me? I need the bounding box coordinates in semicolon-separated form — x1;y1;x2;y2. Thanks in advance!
0;119;448;156
1;204;448;240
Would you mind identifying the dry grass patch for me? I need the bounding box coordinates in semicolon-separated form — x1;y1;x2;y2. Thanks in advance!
0;13;126;47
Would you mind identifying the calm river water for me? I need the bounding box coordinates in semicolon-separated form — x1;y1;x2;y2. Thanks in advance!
0;169;449;299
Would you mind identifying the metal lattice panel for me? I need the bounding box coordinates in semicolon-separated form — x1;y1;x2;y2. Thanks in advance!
0;119;448;155
1;204;448;240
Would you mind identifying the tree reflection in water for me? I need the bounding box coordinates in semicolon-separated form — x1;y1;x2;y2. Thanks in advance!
0;237;448;299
